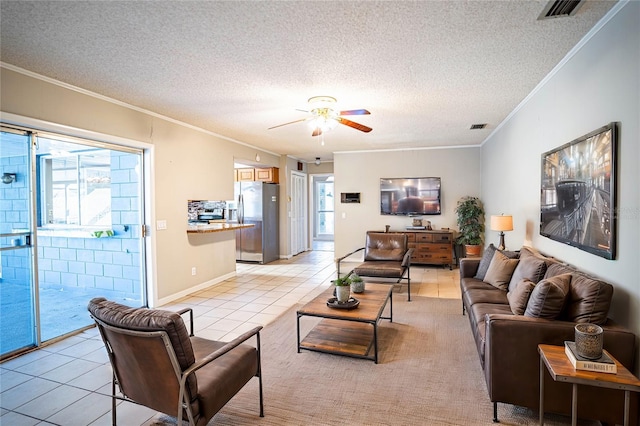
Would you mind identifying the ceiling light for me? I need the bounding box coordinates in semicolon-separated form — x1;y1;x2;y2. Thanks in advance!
315;157;321;166
308;109;339;134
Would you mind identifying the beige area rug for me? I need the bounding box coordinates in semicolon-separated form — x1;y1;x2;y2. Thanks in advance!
150;295;594;426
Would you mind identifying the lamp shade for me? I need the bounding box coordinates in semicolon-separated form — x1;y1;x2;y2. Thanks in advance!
490;215;513;232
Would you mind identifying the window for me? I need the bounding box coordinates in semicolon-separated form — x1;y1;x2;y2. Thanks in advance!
39;140;111;227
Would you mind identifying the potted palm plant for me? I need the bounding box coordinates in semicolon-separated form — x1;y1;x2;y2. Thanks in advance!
455;196;485;257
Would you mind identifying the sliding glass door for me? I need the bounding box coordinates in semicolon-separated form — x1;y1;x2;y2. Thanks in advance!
0;125;147;358
0;128;37;356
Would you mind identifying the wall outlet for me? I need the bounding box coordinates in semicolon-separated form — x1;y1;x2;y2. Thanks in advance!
191;267;197;276
156;220;167;230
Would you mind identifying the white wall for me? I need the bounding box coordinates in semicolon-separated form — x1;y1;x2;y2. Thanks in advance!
481;2;640;371
333;147;481;257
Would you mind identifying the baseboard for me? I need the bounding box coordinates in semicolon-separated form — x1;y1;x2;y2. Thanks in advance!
154;270;236;307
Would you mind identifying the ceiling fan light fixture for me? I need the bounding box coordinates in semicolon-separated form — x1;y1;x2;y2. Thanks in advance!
308;96;337;109
308;114;338;133
269;96;372;136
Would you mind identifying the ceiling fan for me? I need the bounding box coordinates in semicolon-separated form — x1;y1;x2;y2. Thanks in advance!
268;96;372;137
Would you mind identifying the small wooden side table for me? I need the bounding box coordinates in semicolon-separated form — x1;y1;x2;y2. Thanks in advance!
538;344;640;426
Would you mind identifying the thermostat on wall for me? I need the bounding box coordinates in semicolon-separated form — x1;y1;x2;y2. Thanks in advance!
341;192;361;203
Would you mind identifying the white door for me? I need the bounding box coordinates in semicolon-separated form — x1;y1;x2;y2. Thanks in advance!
290;171;307;255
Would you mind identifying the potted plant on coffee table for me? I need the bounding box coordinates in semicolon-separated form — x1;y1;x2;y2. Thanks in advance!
350;273;365;294
333;277;351;303
455;196;485;257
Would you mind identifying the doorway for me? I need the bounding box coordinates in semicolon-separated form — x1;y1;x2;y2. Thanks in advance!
290;171;307;256
0;126;147;359
311;174;334;252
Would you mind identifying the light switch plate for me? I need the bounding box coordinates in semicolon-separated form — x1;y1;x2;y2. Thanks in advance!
156;220;167;230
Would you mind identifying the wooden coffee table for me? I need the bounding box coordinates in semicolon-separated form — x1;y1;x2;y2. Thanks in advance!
296;284;393;363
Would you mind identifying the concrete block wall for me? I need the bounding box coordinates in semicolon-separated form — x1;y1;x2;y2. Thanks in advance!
2;149;143;302
0;152;30;284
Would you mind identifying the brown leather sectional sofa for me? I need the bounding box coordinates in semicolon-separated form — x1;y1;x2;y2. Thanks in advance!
459;245;638;425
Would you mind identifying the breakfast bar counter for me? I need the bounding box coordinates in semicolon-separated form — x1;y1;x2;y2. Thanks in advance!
186;223;254;234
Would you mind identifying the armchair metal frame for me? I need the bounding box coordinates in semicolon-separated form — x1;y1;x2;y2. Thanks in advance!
90;307;263;426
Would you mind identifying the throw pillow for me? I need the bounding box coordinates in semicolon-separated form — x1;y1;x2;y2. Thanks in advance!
507;279;536;315
507;249;548;293
483;250;520;291
473;244;497;280
524;273;572;319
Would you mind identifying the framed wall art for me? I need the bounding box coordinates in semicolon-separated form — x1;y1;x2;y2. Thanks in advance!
540;122;618;260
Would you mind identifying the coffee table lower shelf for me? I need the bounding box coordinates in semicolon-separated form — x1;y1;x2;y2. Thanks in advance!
299;318;376;361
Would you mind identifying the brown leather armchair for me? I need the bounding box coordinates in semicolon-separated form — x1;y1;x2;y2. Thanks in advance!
88;297;263;426
336;231;414;301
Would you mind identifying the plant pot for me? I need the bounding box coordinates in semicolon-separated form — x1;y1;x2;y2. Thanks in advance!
351;280;365;294
464;244;482;257
575;323;604;359
335;285;351;303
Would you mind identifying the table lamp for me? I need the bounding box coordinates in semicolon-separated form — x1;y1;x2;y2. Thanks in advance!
490;214;513;250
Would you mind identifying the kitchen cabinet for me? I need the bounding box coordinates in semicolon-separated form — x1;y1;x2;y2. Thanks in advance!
234;167;279;183
255;167;279;183
236;168;255;181
404;230;454;269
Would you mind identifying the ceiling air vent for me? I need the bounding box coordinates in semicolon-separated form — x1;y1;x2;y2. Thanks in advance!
470;123;487;130
538;0;584;20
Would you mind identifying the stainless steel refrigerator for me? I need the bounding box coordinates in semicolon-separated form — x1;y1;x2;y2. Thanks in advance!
235;181;279;263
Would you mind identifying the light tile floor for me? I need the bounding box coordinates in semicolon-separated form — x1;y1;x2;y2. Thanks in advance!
0;248;460;425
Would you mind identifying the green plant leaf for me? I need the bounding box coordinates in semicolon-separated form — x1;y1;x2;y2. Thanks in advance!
455;196;485;245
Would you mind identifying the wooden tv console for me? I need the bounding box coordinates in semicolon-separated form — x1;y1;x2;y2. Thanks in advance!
402;230;454;269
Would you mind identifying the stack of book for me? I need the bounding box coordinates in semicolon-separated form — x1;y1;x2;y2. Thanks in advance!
564;341;617;374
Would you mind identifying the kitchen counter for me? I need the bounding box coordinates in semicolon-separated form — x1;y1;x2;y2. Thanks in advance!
186;222;254;234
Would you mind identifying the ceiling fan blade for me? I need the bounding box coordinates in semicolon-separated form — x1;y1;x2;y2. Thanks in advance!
338;117;372;133
267;118;308;130
312;127;322;137
339;109;370;116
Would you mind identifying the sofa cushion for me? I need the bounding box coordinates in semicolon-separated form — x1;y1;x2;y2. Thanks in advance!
463;287;509;308
507;247;548;292
507;279;536;315
545;263;613;325
474;244;519;280
519;245;558;267
483;251;520;291
461;277;499;295
524;273;572;319
474;244;497;280
469;302;514;367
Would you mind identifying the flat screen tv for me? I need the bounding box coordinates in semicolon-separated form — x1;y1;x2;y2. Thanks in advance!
380;177;441;216
540;122;617;260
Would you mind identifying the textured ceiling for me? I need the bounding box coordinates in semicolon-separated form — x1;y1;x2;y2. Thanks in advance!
0;1;617;163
